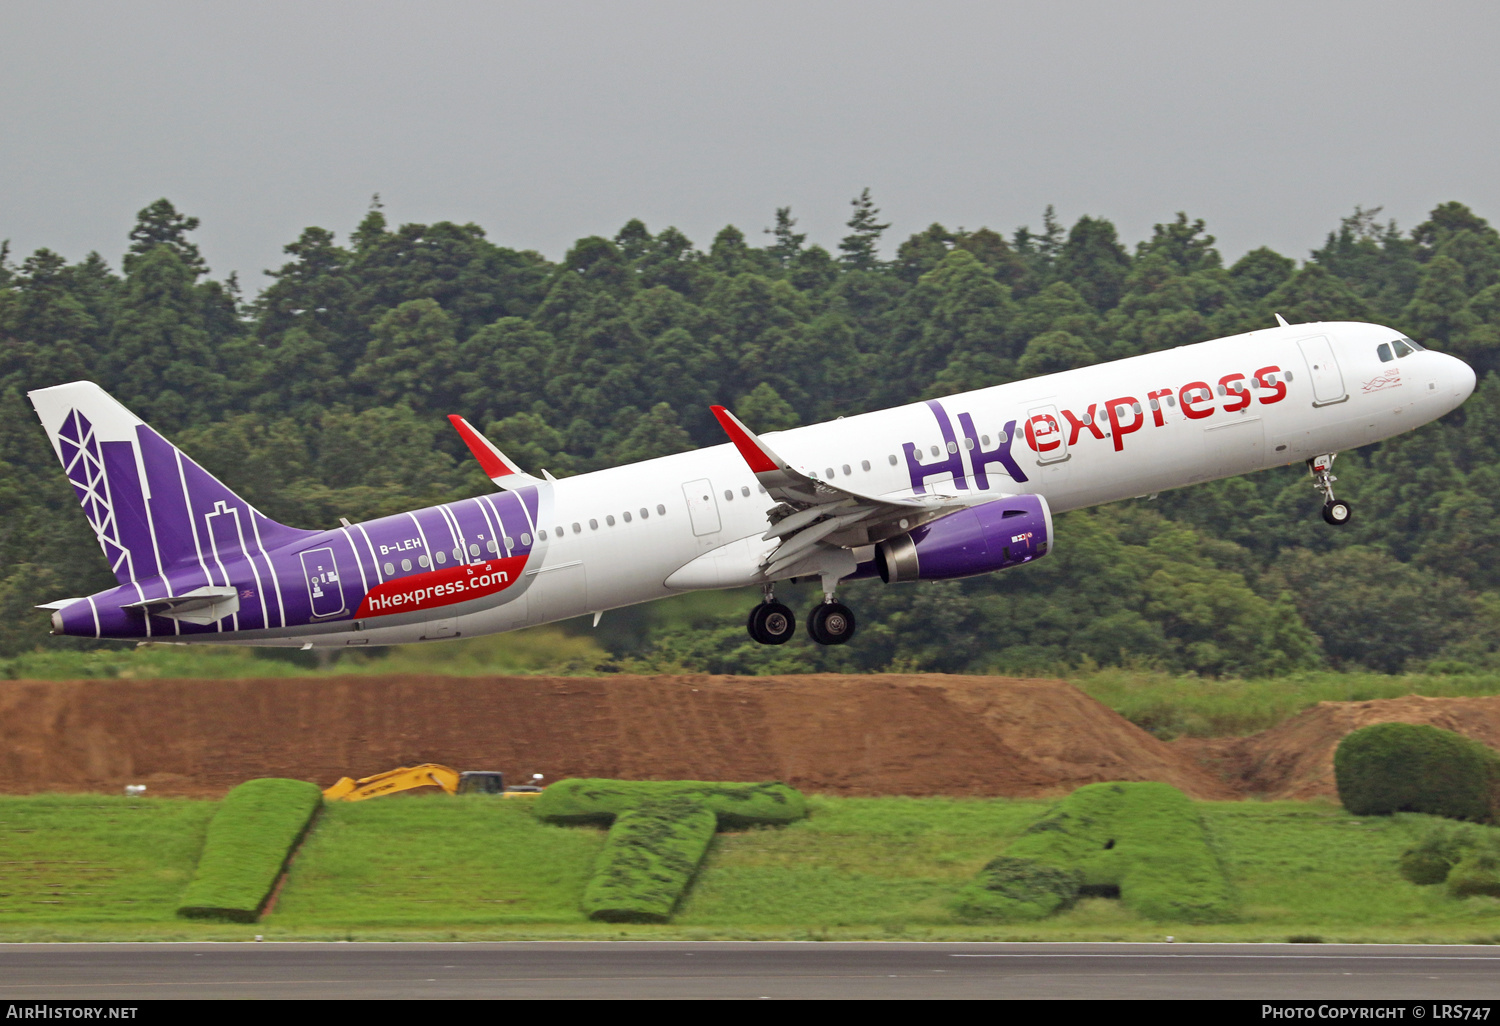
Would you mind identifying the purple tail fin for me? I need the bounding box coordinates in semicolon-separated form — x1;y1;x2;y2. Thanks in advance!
28;381;315;586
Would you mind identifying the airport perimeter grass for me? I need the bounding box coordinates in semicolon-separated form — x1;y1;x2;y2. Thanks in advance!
6;794;1500;942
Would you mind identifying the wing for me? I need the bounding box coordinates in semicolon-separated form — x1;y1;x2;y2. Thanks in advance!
448;415;546;491
710;405;978;579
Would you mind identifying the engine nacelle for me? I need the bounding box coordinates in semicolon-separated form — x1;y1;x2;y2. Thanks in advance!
875;494;1053;583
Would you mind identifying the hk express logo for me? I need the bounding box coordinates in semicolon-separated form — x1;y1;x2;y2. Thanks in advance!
907;365;1287;493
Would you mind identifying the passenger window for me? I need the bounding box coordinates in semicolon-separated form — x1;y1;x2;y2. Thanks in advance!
842;464;851;476
606;515;615;526
487;539;499;553
640;508;649;520
504;536;513;548
472;543;483;556
623;512;632;523
930;445;940;457
657;504;666;515
981;435;990;446
860;461;870;472
724;489;733;501
741;485;751;496
538;530;548;541
435;550;446;565
418;555;430;568
826;467;835;478
520;533;531;545
383;562;394;575
589;519;598;530
963;438;974;450
945;441;957;454
888;455;898;466
401;558;411;572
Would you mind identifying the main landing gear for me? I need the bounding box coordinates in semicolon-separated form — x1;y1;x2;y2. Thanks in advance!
746;586;857;646
1309;453;1353;526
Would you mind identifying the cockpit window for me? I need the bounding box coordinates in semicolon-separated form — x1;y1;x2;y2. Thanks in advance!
1400;335;1426;352
1377;342;1394;363
1392;338;1414;359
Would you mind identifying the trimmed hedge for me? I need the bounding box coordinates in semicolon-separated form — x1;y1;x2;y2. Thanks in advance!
535;778;807;922
177;778;323;922
581;797;718;922
953;781;1235;924
1334;723;1500;823
1398;821;1500;897
534;778;806;828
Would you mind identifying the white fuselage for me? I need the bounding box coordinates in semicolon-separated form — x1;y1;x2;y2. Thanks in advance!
295;319;1473;648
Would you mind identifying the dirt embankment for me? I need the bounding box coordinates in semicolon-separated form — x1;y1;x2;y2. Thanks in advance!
7;674;1498;801
0;674;1234;799
1173;694;1500;800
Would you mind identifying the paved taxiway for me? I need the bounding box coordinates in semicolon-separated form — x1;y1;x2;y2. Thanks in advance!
4;942;1500;999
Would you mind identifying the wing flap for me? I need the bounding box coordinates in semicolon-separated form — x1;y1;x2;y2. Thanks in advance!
710;403;983;580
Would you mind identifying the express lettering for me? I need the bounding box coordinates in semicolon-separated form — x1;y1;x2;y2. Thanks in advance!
1014;364;1287;455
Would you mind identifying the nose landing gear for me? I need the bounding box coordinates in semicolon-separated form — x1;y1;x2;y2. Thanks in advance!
1310;454;1353;526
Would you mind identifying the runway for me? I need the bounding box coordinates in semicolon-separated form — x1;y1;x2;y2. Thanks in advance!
3;942;1500;1000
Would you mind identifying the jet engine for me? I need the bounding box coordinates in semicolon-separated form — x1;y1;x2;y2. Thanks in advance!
875;494;1053;583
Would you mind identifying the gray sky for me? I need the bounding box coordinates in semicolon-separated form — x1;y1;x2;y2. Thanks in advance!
3;1;1497;288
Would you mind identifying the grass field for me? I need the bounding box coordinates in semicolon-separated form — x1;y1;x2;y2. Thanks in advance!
6;793;1500;942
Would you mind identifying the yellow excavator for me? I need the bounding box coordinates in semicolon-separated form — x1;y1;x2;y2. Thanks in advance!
322;764;545;801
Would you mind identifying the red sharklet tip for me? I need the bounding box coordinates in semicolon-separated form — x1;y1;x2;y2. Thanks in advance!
448;414;512;478
711;405;780;474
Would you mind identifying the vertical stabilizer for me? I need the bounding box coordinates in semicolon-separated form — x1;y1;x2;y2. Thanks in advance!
27;381;314;586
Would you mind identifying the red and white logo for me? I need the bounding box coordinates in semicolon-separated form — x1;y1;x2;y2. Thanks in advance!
356;557;526;618
1362;369;1402;394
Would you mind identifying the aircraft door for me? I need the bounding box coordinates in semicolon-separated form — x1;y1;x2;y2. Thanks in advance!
1024;405;1069;465
1298;335;1348;406
681;479;722;536
299;547;346;618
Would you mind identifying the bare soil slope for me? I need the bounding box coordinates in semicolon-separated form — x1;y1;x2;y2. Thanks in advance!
0;674;1234;799
1174;694;1500;800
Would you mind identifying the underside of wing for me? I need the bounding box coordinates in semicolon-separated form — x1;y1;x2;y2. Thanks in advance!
710;405;984;580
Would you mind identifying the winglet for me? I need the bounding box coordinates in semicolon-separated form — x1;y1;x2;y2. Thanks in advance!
448;415;542;489
711;405;785;474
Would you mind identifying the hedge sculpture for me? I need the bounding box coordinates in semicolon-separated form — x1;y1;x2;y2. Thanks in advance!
533;779;806;922
954;781;1235;924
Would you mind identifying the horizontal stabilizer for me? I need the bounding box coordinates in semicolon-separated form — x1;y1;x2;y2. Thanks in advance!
34;598;85;611
123;586;240;626
448;415;544;491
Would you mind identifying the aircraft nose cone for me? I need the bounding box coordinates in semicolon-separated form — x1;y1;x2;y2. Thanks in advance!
1453;354;1477;403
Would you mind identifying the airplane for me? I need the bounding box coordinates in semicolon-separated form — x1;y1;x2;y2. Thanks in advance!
28;318;1475;650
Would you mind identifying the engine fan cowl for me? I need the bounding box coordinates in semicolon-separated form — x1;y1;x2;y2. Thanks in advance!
876;494;1053;583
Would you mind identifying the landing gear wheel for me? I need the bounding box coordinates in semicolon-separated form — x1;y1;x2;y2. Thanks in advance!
807;602;857;646
747;602;796;645
1322;499;1353;526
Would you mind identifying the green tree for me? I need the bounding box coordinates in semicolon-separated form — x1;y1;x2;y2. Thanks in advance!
838;188;890;270
1055;215;1131;312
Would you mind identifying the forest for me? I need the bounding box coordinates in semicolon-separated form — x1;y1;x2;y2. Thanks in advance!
3;193;1500;677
